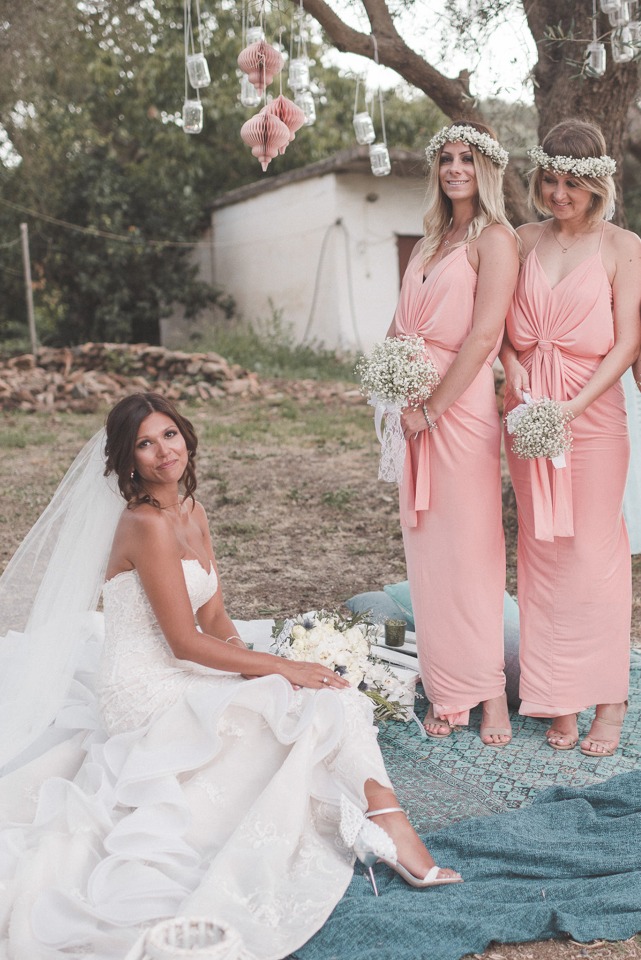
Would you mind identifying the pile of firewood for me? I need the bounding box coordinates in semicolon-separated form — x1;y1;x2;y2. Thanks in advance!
0;343;262;411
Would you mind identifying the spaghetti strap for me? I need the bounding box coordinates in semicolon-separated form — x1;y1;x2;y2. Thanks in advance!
598;220;606;251
532;223;550;251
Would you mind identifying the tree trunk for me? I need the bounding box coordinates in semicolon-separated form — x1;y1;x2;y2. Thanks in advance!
300;0;639;225
524;0;638;224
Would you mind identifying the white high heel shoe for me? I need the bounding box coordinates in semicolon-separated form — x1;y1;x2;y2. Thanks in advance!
339;796;462;896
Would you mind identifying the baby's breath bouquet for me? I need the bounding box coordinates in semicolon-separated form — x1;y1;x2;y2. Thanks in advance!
505;394;573;467
271;610;418;723
355;335;440;483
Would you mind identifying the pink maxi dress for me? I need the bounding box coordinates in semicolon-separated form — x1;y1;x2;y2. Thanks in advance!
395;245;506;726
504;225;631;717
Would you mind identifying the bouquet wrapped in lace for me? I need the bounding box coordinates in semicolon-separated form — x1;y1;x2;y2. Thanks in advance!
355;335;440;483
505;393;573;468
271;611;418;724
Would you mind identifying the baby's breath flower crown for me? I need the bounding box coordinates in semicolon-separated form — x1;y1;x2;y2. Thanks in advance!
425;124;509;170
528;145;616;178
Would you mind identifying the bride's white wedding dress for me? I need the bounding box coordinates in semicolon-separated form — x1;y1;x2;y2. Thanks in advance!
0;559;391;960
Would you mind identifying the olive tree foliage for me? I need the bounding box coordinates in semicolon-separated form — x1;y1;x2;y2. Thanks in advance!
0;0;443;346
298;0;641;222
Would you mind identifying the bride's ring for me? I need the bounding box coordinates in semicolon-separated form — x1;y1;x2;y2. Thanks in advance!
322;677;329;684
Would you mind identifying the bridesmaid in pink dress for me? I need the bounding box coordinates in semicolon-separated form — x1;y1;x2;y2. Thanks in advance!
387;122;519;744
501;120;641;756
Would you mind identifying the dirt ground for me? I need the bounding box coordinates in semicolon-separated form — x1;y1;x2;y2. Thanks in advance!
1;385;640;960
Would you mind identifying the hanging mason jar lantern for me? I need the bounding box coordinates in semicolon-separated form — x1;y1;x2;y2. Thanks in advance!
183;98;204;134
294;88;316;125
611;24;635;60
585;40;607;76
609;2;631;25
353;111;376;145
369;143;391;177
288;57;310;92
246;25;265;44
186;52;211;88
599;0;621;11
627;19;641;43
240;75;261;107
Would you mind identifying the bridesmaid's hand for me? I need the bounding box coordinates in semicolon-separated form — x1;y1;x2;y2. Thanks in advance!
502;355;531;400
401;406;429;439
558;399;581;422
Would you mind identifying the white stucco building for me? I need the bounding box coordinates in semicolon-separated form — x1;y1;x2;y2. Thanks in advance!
161;147;426;352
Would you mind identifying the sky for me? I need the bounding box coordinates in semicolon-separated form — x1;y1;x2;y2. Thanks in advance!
321;1;537;105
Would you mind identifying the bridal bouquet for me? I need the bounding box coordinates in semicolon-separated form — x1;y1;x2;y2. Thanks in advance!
355;336;440;483
505;394;573;467
271;611;417;723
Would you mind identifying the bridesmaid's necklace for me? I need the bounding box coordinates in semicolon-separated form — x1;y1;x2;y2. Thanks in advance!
551;224;592;254
440;222;469;260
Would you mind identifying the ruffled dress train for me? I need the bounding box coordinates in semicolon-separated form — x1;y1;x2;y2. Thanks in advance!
0;560;391;960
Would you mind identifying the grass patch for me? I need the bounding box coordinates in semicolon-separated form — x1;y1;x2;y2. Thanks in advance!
186;306;359;383
321;488;356;509
0;425;57;448
217;520;260;538
200;397;372;449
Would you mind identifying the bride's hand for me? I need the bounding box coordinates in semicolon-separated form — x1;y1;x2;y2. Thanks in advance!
279;660;351;690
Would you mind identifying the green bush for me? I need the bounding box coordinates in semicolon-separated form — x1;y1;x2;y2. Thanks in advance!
189;305;359;383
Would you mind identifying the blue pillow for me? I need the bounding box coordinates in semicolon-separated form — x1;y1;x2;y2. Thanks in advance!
344;590;408;625
383;581;415;630
347;582;521;708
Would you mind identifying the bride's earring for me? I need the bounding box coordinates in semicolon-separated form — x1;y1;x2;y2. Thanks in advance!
130;470;135;480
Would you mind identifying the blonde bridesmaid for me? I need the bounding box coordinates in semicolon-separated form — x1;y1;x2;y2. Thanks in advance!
501;119;641;756
388;121;519;744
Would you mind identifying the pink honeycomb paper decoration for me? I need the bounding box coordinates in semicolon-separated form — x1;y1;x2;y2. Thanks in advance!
237;41;284;96
262;95;306;154
240;112;290;171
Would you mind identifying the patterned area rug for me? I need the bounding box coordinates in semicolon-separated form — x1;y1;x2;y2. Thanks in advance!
377;649;641;835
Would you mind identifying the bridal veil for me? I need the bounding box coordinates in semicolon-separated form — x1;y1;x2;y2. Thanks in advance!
0;429;123;772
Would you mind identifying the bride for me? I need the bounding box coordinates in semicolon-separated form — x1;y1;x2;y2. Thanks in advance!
0;392;460;960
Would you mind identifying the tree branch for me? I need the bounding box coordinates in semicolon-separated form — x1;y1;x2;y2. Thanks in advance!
299;0;476;119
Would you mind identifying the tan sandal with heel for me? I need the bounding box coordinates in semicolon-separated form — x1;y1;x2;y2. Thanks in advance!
546;714;578;751
580;702;628;757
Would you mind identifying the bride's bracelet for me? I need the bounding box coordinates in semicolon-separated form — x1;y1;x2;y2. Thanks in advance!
422;405;438;433
224;635;242;644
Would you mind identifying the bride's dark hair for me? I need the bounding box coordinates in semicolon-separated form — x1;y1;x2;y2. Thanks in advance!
104;392;198;508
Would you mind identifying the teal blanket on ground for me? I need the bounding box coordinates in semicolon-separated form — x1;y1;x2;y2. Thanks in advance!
294;772;641;960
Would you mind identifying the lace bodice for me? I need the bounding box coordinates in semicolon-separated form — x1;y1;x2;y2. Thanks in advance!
99;558;220;733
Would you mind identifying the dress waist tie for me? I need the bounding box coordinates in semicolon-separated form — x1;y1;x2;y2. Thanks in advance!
528;339;574;541
400;431;431;528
